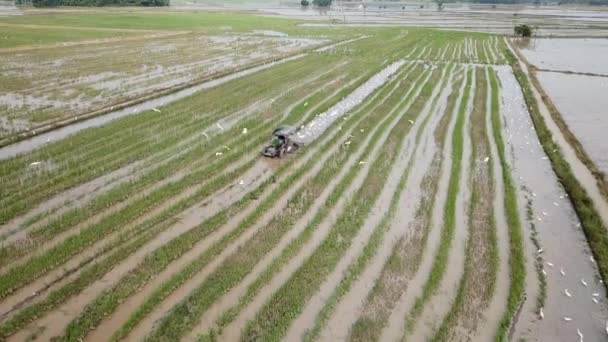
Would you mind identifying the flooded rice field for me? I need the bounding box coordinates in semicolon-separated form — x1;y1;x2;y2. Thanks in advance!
1;10;608;342
0;32;325;140
518;38;608;74
497;65;608;341
536;71;608;173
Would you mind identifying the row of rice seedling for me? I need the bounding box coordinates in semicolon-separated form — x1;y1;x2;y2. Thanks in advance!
401;67;473;335
348;65;462;342
303;63;457;342
237;65;442;342
433;67;499;340
487;66;526;341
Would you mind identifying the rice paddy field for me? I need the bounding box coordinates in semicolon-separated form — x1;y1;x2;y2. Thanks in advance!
1;7;608;342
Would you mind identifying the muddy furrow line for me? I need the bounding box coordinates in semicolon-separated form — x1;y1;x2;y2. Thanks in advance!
407;68;475;341
433;67;498;340
90;82;379;342
379;67;467;342
313;64;455;342
193;64;425;342
281;66;437;342
495;65;608;342
472;66;510;341
348;66;458;342
122;61;414;342
0;64;356;339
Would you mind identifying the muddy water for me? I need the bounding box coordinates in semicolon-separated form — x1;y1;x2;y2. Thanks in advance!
409;68;475;341
517;38;608;75
379;67;465;342
536;72;608;174
317;65;453;342
0;54;305;160
292;60;405;145
496;65;608;342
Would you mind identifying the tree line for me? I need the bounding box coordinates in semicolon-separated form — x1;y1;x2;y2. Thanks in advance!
16;0;168;7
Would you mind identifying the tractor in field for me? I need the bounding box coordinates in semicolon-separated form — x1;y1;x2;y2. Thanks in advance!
261;125;300;158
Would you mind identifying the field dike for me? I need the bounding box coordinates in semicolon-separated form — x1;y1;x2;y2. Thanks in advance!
310;63;456;342
407;68;475;341
348;66;460;342
181;64;423;341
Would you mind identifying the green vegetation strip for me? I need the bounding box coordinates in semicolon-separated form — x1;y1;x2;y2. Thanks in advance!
239;67;440;342
403;68;473;334
487;66;525;341
506;49;608;317
433;67;498;340
304;64;451;342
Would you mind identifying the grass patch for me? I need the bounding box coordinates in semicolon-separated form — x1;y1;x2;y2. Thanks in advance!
487;65;525;341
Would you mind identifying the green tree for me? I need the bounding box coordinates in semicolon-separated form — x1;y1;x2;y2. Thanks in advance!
514;24;533;37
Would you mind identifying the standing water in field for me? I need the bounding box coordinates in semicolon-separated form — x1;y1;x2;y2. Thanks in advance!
292;60;406;144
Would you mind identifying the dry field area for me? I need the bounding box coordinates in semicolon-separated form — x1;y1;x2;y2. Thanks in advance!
0;8;607;342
